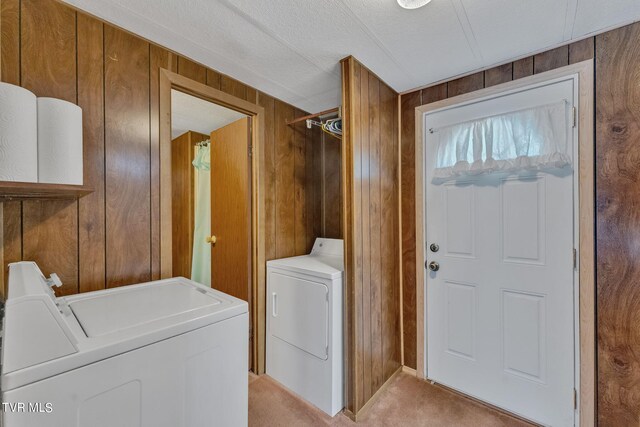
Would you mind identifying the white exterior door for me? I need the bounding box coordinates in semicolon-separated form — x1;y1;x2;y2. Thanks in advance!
424;77;577;426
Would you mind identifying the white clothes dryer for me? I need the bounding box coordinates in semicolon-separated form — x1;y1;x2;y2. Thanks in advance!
266;238;343;416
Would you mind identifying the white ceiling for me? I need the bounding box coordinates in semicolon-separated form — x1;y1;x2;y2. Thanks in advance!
171;89;245;138
63;0;640;112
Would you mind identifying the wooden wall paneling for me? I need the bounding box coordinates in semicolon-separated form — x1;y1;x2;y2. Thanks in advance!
570;37;595;64
368;72;383;391
307;122;321;251
206;69;222;90
351;58;365;412
77;13;106;293
0;0;21;295
1;0;19;85
258;93;276;261
513;56;534;79
484;63;513;87
274;100;295;258
221;75;249;101
342;56;401;417
534;45;569;74
293;109;308;255
421;83;448;104
257;93;276;261
359;63;373;405
20;0;79;296
399;90;421;369
380;81;399;380
447;71;484;97
341;57;357;416
323;131;343;239
104;25;151;287
595;24;640;426
150;45;177;281
177;56;206;84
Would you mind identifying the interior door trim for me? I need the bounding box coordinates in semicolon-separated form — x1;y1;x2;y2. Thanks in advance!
159;69;266;374
414;60;595;426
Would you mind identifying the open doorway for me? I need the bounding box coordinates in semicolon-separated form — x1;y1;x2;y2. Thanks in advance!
170;89;253;364
160;70;265;374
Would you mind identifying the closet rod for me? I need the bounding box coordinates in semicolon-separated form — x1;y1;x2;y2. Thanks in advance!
286;106;340;126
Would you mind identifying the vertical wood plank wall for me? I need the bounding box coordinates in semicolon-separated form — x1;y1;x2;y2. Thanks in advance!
0;0;338;297
400;23;640;425
342;56;401;416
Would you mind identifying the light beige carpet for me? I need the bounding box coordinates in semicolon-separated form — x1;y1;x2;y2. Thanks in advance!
249;372;534;426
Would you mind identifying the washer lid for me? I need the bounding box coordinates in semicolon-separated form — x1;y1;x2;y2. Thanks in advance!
69;281;223;337
267;254;343;280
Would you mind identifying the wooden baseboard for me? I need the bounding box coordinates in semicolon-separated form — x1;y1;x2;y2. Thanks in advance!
401;365;417;376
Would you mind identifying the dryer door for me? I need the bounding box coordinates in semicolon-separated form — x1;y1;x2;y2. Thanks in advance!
269;272;329;360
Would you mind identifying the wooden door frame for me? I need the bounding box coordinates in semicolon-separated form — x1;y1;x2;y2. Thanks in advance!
414;60;595;426
159;69;265;374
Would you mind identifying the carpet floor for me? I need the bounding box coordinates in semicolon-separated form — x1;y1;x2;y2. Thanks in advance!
248;372;534;426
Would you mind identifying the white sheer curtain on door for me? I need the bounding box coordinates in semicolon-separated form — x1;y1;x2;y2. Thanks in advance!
191;143;211;286
432;101;571;179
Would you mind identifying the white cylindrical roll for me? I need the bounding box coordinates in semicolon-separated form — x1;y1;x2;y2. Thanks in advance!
37;97;83;185
0;83;38;182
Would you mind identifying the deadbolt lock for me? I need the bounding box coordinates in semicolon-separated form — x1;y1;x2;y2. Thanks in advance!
429;243;439;252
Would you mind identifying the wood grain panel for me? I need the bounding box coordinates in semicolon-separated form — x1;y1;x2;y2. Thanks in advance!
323;132;343;238
484;63;513;87
104;25;151;287
341;57;356;414
77;13;105;293
307;123;321;251
359;63;372;405
206;69;222;90
351;59;364;412
293;109;307;255
20;0;78;296
1;0;20;85
448;72;484;97
534;46;569;74
595;24;640;426
399;90;421;369
177;56;206;83
257;93;276;260
368;72;383;391
274;101;296;258
380;81;400;380
570;38;595;64
150;45;177;281
342;56;401;417
513;56;534;79
221;75;250;101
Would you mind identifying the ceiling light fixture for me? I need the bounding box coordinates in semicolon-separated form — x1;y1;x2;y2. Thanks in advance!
397;0;432;9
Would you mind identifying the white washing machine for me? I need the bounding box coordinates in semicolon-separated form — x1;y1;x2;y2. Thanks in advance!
266;238;343;416
0;261;248;427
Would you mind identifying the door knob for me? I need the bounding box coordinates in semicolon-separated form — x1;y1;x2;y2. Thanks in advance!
427;261;439;272
205;235;217;245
